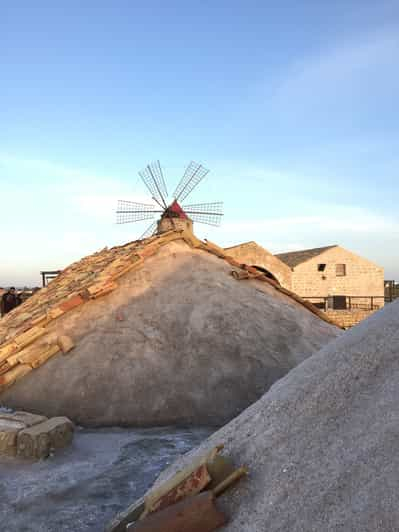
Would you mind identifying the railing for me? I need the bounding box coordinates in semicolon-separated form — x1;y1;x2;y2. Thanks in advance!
302;296;385;312
385;280;399;303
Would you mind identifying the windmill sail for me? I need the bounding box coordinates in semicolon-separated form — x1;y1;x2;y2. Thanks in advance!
172;161;209;203
116;200;162;224
139;160;168;208
140;220;158;239
182;202;223;226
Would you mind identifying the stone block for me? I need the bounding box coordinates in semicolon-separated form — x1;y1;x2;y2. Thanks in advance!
17;416;74;459
0;418;26;456
0;410;47;428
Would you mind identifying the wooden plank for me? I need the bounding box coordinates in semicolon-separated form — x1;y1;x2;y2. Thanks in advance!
127;492;227;532
105;500;145;532
146;464;211;516
212;467;248;497
142;445;222;518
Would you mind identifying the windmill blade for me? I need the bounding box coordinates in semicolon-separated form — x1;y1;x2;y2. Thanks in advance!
139;160;168;208
140;220;158;239
116;200;162;224
183;201;223;227
172;161;209;203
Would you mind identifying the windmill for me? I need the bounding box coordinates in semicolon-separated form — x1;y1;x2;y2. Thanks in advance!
116;161;223;238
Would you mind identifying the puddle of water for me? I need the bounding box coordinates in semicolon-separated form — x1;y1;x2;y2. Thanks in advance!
0;426;213;532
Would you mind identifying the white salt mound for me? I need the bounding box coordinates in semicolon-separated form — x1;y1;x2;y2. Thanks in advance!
2;242;339;427
151;300;399;531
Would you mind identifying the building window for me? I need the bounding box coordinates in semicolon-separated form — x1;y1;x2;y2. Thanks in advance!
336;264;346;276
318;264;326;272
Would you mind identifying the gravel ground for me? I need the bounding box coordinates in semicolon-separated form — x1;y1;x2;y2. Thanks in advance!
0;426;212;532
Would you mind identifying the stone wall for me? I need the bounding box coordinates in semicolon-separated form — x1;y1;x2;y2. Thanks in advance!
225;242;292;289
291;246;384;305
325;309;380;328
157;218;193;234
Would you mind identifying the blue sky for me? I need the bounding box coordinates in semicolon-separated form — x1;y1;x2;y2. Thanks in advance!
1;0;398;286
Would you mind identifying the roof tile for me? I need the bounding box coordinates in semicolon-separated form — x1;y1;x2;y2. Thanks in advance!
275;245;338;268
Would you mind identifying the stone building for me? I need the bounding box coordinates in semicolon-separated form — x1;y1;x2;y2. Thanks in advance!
276;245;384;327
224;241;292;289
225;242;385;328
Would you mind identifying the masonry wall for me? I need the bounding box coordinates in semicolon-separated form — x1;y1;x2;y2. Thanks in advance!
225;242;292;289
157;218;193;234
291;246;384;306
325;309;380;328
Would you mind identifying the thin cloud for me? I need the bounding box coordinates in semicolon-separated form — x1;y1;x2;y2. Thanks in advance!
224;209;399;235
271;25;399;114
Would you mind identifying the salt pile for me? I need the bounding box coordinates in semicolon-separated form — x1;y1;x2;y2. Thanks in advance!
2;238;339;427
149;300;399;531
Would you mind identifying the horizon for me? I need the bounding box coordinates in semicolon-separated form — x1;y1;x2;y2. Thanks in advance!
2;1;398;286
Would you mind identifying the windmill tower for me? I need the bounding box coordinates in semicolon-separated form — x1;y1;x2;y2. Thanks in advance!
116;161;223;238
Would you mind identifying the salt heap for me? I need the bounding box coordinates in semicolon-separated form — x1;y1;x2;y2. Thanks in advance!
150;300;399;531
0;231;339;426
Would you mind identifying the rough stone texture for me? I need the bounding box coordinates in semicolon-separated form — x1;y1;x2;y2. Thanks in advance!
0;410;48;456
0;418;26;455
2;241;340;427
225;241;292;289
325;308;380;328
17;416;74;459
158;217;193;234
280;245;384;304
0;410;47;428
149;300;399;531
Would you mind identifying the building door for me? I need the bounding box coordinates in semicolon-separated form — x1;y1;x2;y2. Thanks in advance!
332;295;347;310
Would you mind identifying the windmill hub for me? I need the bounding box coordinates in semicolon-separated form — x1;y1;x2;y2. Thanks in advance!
157;200;193;234
116;161;223;239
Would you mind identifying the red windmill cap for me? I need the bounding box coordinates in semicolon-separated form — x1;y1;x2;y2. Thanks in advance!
167;200;188;219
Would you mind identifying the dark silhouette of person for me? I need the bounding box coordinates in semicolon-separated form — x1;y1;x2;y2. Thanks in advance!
1;287;21;317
